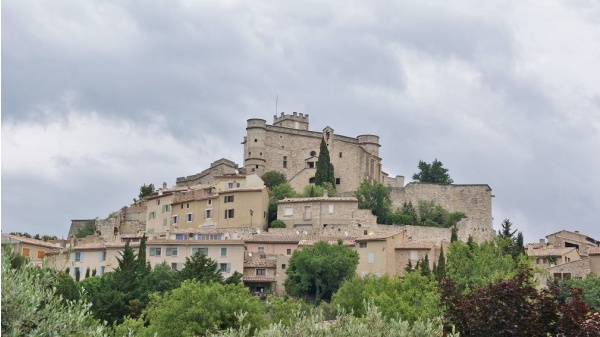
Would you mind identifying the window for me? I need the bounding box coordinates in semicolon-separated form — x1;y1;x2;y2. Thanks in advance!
181;204;184;209
149;211;156;220
99;251;106;261
283;156;287;168
75;252;83;262
335;178;341;185
284;207;293;216
309;177;315;184
258;247;265;253
166;247;178;256
256;269;266;276
224;209;235;219
22;248;30;257
228;183;234;189
307;162;315;168
368;252;375;264
287;249;292;255
204;209;213;219
219;263;231;273
207;199;212;205
175;234;185;240
303;206;311;220
409;251;418;260
220;247;228;257
339;152;342;158
163;218;168;226
185;213;194;222
281;264;286;269
254;139;257;142
162;205;171;213
157;199;161;205
150;247;162;256
192;247;208;255
186;203;190;209
328;205;334;214
37;251;45;259
171;215;179;224
359;242;367;248
224;195;234;203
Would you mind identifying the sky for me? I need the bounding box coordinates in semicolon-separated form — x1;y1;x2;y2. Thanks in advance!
2;0;599;243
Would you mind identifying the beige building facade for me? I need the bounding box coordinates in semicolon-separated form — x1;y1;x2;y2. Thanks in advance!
243;113;385;194
354;231;408;277
1;234;61;266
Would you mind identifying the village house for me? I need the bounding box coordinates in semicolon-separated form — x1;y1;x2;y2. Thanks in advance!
354;231;407;277
1;234;61;266
395;241;441;277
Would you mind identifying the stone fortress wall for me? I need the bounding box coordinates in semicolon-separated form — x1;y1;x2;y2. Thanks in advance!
176;158;239;187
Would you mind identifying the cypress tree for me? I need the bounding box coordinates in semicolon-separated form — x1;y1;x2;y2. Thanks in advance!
137;234;149;275
405;259;413;273
314;138;335;186
436;247;446;281
420;254;431;277
451;225;458;242
85;267;90;279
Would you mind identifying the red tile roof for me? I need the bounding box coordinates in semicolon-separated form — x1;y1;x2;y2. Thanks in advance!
242;276;276;282
244;259;277;268
3;234;61;249
396;242;435;250
588;247;600;255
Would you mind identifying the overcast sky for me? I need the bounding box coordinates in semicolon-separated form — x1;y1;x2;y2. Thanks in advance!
2;0;599;243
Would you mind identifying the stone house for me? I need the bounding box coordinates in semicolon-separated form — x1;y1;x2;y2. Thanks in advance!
1;234;61;266
146;237;244;278
169;175;269;231
176;158;240;187
545;230;600;256
354;231;408;277
589;247;600;276
395;241;441;277
276;192;377;231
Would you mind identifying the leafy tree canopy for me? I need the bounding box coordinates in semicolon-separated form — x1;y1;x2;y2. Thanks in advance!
412;159;454;184
332;272;441;323
135;183;155;202
261;171;287;189
285;241;359;303
355;180;392;224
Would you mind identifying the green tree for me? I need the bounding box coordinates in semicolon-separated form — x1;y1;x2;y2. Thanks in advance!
446;237;523;293
435;247;446;282
269;219;286;228
267;182;298;225
137;234;150;276
451;225;458;242
285;241;359;303
1;253;106;336
314;138;335;187
332;272;442;323
135;183;155;202
179;251;225;283
562;274;600;310
130;280;265;337
420;254;432;278
412;159;454;184
261;171;287;189
224;271;244;284
355;180;392;224
264;296;312;326
75;219;96;238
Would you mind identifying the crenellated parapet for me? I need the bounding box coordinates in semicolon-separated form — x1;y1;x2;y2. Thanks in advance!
273;112;309;130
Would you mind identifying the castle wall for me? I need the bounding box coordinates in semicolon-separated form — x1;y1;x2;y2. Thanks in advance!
391;183;494;243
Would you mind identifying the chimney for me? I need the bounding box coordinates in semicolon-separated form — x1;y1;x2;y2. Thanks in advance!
163;182;168;190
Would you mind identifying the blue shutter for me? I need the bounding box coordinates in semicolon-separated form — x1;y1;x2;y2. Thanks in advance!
71;252;76;262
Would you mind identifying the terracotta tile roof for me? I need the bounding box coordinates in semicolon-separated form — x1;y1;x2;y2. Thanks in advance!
147;239;244;245
527;247;575;257
242;276;276;282
244;259;277;267
278;196;357;204
298;238;355;246
588;247;600;255
396;242;435;250
3;234;61;249
355;231;405;242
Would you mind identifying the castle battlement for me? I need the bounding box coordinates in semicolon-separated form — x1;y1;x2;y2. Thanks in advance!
273;112;309;130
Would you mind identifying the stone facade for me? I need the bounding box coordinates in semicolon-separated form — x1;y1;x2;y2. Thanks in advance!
276;193;377;230
391;183;495;243
176;158;240;187
242;113;385;194
545;230;600;256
